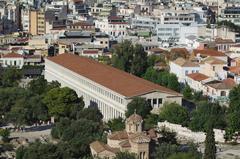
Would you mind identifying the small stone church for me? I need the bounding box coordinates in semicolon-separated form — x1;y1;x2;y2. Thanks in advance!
90;113;157;159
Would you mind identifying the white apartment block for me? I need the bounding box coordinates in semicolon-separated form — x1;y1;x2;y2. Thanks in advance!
0;53;24;69
156;23;202;44
45;54;182;120
220;7;240;26
170;58;200;83
95;16;128;40
21;8;30;32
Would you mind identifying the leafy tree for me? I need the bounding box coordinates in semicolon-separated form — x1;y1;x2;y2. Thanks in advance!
16;141;60;159
0;87;27;115
77;106;103;122
28;76;60;95
158;127;177;144
112;40;148;77
160;103;189;126
226;85;240;139
16;146;26;159
51;118;71;139
147;54;165;68
114;152;137;159
107;117;125;131
182;85;192;99
0;68;22;87
190;102;226;131
154;143;178;159
143;69;180;92
0;128;10;142
167;74;180;92
28;76;48;95
6;95;48;126
167;152;200;159
125;97;152;118
43;87;83;119
51;118;104;158
130;44;148;76
144;114;159;130
204;123;216;159
143;67;159;83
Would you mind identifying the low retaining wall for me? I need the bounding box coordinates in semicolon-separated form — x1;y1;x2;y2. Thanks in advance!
158;121;225;143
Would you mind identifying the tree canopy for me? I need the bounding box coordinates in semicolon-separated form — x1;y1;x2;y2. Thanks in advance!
204;123;216;159
160;103;189;126
112;40;148;77
114;152;137;159
125;97;152;118
143;68;180;92
0;68;22;87
107;117;125;131
189;101;226;131
43;87;84;119
226;85;240;139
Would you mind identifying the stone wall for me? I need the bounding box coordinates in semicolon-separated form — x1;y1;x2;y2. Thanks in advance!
157;121;225;143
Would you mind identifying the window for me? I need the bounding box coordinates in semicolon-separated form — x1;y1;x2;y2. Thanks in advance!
213;66;215;71
153;99;157;105
158;98;162;104
185;70;188;75
221;91;226;96
147;99;151;105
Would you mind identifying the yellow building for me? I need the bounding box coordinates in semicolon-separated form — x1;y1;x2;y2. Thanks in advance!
29;9;45;35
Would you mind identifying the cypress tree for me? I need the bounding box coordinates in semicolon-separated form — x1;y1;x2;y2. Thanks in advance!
204;123;216;159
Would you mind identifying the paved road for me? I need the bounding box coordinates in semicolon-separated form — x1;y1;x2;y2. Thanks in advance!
216;144;240;159
10;129;51;142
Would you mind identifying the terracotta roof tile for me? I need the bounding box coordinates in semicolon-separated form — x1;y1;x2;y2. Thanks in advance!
193;49;226;57
207;78;236;89
108;130;129;140
2;53;23;58
129;133;151;143
90;141;119;153
171;48;189;55
229;66;240;75
187;73;209;81
126;113;142;123
203;56;227;65
215;38;234;44
119;140;131;148
173;58;199;67
149;48;165;53
47;54;182;97
83;50;98;54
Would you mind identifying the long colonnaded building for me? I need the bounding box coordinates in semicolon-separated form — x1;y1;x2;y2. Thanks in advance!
45;54;182;120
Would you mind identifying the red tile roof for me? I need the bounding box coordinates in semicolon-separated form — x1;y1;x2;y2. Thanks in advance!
108;130;129;140
187;73;209;81
47;54;182;97
83;50;98;54
171;48;189;55
229;66;240;75
2;53;23;58
108;16;123;20
215;38;234;44
207;78;236;89
193;49;226;57
90;141;119;153
109;22;128;25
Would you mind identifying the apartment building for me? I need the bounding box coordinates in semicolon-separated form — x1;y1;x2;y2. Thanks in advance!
29;9;45;35
220;7;240;26
95;16;128;39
